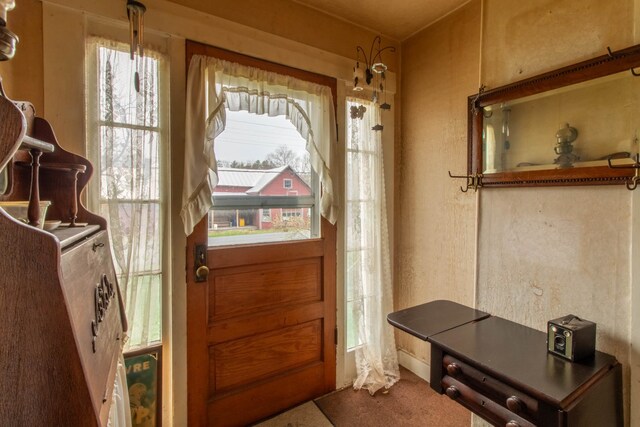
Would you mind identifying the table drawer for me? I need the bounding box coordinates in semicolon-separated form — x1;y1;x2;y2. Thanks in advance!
442;375;535;427
443;354;538;424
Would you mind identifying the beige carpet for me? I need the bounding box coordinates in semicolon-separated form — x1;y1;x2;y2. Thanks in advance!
314;367;470;426
254;367;470;426
253;401;333;427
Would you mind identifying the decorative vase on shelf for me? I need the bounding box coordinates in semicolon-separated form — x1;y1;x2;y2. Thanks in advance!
553;123;579;168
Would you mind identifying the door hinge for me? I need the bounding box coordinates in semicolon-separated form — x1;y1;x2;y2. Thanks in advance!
334;327;338;346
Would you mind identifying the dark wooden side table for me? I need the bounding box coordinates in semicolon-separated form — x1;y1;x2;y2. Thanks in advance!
388;301;623;427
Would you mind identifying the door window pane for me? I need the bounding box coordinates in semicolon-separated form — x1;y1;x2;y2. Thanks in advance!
208;110;318;247
208;207;313;246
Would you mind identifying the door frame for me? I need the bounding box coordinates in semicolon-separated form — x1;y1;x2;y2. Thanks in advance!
184;40;339;425
185;41;337;102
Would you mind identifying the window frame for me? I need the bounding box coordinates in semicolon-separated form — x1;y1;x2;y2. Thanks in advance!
208;115;321;240
345;97;382;351
186;42;337;247
86;37;169;350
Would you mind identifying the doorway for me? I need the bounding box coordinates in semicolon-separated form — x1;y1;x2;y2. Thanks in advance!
185;41;338;427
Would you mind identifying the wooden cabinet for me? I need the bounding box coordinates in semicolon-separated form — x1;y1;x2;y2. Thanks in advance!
0;97;127;425
388;301;623;427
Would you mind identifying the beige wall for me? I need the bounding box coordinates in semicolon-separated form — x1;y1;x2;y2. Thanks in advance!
168;0;398;71
399;0;638;426
478;1;635;425
481;0;633;87
397;0;481;362
0;0;43;113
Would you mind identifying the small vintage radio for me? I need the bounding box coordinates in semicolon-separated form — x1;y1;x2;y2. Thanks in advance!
547;315;596;362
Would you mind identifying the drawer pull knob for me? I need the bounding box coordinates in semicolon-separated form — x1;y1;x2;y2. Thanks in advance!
445;385;460;400
446;363;461;376
506;422;520;427
506;396;525;413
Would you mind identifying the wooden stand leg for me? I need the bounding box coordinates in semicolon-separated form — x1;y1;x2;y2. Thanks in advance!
69;168;81;227
430;345;444;394
27;148;42;227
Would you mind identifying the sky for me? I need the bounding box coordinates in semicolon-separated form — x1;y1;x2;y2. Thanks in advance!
215;110;308;163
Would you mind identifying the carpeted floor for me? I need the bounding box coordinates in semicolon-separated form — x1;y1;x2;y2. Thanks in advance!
253;401;333;427
254;367;470;426
314;367;470;426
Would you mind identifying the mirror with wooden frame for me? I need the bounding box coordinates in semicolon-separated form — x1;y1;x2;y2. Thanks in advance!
468;44;640;188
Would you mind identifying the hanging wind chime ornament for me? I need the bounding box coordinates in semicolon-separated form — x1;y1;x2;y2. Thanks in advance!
127;0;146;93
353;35;395;130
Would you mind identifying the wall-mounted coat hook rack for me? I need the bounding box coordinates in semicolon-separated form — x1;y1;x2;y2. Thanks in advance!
607;153;640;190
606;46;640;76
448;171;483;193
470;85;486;116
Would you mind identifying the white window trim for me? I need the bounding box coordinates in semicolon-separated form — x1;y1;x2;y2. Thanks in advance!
86;37;169;350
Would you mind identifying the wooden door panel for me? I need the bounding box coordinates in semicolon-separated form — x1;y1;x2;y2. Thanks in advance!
208;363;326;427
207;301;325;344
189;227;336;427
188;225;335;427
211;319;323;392
209;239;324;269
210;258;322;320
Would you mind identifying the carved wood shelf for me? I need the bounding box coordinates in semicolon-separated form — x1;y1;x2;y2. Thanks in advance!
19;134;54;153
15;161;87;173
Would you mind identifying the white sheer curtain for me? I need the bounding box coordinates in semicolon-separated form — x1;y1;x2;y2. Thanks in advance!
87;39;164;349
108;355;132;427
182;55;338;235
347;97;399;395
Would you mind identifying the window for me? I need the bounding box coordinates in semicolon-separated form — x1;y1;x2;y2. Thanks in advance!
87;39;166;350
208;110;319;247
345;98;392;352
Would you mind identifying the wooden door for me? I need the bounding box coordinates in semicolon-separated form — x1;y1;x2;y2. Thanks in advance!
187;219;336;426
185;41;337;427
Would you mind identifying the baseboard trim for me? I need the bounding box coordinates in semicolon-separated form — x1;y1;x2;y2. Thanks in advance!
397;349;430;383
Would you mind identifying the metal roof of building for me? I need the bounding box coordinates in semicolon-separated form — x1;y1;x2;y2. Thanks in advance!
216;166;286;187
215;166;289;194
